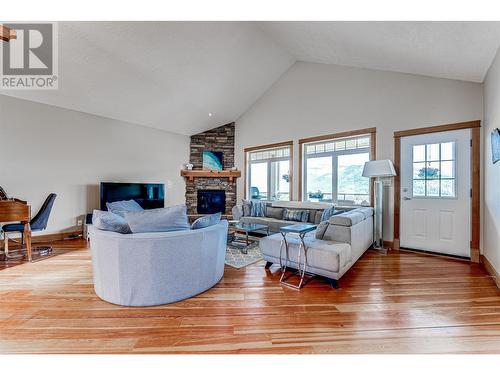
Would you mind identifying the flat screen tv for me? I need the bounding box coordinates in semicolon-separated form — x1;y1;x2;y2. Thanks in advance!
100;182;165;210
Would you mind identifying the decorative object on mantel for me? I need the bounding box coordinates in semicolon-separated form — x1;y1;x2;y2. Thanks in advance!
0;185;7;200
203;151;223;171
185;163;194;170
0;25;17;42
180;169;241;182
491;128;500;164
362;159;396;254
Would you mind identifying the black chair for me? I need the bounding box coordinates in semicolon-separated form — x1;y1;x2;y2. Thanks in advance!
1;193;57;259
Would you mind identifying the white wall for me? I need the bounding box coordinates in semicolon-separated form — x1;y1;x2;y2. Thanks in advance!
235;62;483;241
0;95;189;235
483;46;500;274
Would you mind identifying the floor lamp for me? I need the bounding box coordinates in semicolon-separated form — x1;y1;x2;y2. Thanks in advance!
362;160;397;253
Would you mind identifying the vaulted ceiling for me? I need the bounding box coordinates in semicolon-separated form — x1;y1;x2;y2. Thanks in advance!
0;22;294;136
258;21;500;82
2;21;500;136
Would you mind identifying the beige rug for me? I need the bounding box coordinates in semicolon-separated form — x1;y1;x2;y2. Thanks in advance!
225;241;263;269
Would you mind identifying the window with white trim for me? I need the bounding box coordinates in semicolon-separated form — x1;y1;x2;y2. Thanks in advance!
246;144;292;201
302;135;371;205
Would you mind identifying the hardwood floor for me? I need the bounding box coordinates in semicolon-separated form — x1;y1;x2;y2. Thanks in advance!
1;239;500;354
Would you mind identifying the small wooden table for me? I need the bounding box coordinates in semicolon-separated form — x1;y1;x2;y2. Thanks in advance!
279;223;317;289
0;199;32;261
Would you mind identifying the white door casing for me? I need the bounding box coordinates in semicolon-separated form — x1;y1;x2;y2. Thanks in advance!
400;129;471;257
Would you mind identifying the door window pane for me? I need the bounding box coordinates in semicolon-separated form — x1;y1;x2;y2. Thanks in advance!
411;142;456;198
413;162;426;179
425;162;441;179
413;180;426;196
441;142;454;160
426;143;440;161
413;145;426;162
426;180;440;197
440;161;454;179
440;179;455;197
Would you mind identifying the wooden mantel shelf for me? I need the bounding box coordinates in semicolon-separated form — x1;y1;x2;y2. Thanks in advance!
181;169;242;182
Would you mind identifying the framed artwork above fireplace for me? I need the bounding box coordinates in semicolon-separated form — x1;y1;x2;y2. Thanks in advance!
203;151;224;170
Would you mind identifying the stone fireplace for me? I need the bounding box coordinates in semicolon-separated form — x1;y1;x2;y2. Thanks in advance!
184;123;236;216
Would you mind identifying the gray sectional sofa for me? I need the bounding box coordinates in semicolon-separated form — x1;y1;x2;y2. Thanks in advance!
232;201;342;233
259;207;374;287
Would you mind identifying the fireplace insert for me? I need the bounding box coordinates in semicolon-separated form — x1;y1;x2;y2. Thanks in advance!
197;190;225;214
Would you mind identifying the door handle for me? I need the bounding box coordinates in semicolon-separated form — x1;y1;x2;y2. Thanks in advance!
403;196;412;200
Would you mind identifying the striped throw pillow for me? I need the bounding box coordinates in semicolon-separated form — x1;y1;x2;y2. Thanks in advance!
283;209;309;222
250;201;266;217
320;206;335;222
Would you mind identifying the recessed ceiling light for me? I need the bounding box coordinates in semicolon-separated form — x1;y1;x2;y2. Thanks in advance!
208;113;213;117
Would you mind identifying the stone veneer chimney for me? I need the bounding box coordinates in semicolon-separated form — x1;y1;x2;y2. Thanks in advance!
185;122;236;215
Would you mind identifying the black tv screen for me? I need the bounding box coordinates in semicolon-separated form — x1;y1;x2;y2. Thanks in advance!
100;182;165;210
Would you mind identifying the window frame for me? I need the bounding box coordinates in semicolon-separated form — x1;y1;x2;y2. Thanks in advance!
244;141;293;201
299;128;376;206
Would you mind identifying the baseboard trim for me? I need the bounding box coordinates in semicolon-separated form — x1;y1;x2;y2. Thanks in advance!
383;241;394;250
31;230;83;243
471;248;480;263
393;238;400;250
1;230;83;249
480;255;500;289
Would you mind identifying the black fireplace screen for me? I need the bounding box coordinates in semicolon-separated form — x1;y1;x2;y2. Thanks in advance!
197;190;226;214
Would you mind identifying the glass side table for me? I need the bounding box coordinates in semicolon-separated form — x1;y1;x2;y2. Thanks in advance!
228;221;269;254
279;223;317;289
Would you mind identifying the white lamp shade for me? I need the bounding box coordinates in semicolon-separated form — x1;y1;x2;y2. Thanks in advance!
362;159;396;177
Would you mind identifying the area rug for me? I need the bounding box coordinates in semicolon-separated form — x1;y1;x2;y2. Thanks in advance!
225;241;263;269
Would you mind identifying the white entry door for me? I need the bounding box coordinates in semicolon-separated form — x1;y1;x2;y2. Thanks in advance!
400;129;471;257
